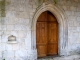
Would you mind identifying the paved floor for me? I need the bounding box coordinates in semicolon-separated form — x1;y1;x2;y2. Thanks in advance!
37;55;80;60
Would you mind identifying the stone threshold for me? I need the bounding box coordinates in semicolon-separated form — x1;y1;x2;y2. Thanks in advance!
37;54;80;60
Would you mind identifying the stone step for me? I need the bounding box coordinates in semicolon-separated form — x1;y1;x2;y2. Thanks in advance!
37;55;80;60
38;58;80;60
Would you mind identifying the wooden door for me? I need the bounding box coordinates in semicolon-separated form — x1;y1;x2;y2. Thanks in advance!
36;11;58;57
47;22;58;55
47;12;58;55
36;12;47;57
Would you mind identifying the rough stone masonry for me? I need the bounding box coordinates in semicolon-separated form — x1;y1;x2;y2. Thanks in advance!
0;0;80;60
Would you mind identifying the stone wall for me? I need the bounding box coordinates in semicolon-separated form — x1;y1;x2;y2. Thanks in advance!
0;0;36;60
0;0;80;60
58;0;80;55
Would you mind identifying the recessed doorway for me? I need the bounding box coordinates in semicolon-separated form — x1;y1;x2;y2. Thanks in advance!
36;11;58;58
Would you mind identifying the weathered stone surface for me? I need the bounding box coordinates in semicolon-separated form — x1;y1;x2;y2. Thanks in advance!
0;51;2;58
1;35;8;42
0;43;5;51
6;25;14;30
3;50;15;58
12;44;19;50
38;55;80;60
5;44;13;50
0;0;80;60
15;49;28;60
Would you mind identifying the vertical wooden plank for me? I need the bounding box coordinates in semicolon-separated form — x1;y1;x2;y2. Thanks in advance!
47;11;58;55
36;11;48;57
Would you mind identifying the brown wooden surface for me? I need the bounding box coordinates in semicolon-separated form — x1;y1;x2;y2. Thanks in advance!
36;11;58;57
47;22;58;55
47;12;58;55
36;22;47;57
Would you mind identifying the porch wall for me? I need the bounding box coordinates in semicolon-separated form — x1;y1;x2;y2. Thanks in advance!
0;0;80;60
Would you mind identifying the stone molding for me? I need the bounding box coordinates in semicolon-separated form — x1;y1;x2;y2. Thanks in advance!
31;3;68;57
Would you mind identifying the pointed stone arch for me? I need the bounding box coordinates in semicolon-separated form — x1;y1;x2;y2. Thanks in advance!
31;3;68;59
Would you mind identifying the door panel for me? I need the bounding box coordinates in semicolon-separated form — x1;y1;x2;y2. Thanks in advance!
36;22;47;57
37;11;47;22
48;44;58;55
36;11;58;57
48;23;58;43
47;12;58;55
48;11;57;22
47;22;58;55
37;45;47;57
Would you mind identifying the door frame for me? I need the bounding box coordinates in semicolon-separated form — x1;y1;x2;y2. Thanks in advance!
31;3;68;59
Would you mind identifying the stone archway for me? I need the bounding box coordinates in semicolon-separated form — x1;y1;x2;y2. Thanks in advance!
31;3;68;59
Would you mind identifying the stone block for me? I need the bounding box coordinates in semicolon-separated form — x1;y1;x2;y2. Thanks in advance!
0;11;1;17
0;18;2;24
3;31;11;35
0;0;2;1
18;6;25;12
0;31;3;36
6;0;11;3
65;11;72;16
3;51;14;58
6;25;14;30
77;17;80;21
11;31;18;37
7;18;16;24
6;11;16;18
15;24;30;30
0;51;2;58
65;0;72;6
74;0;79;3
77;4;80;11
1;17;8;25
58;0;66;6
0;36;1;42
1;25;6;30
15;18;29;25
5;44;13;50
1;35;8;43
62;6;70;11
15;11;30;19
32;4;37;9
73;21;79;27
19;42;26;50
68;16;76;21
15;49;28;59
18;31;27;38
12;44;19;50
26;30;31;37
17;38;23;43
2;17;17;25
0;25;1;30
75;12;80;17
70;6;77;11
2;58;15;60
0;43;5;51
25;37;31;49
76;38;80;44
71;2;78;7
76;27;80;32
68;21;74;27
14;24;22;30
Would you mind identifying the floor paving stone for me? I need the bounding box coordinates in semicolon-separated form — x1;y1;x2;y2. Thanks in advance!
37;55;80;60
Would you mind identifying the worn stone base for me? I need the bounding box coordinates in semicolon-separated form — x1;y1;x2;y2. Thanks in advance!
38;55;80;60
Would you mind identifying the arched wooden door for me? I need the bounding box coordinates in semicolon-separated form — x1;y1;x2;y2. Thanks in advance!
36;11;58;57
